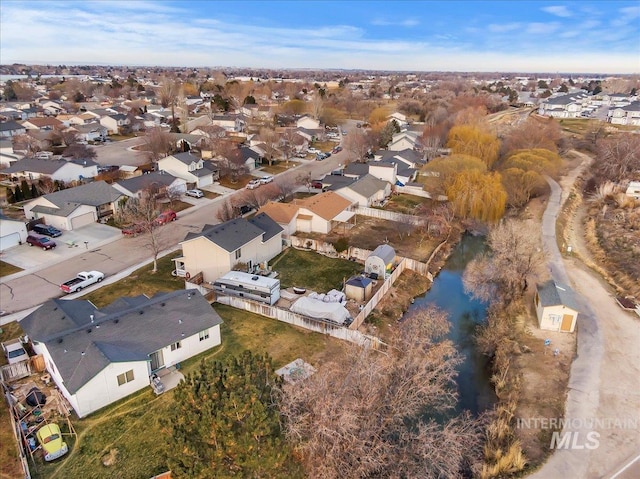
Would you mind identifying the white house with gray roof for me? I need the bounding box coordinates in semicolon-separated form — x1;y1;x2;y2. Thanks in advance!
23;180;123;230
112;171;187;198
158;152;215;188
534;280;579;333
173;213;283;284
2;157;98;183
20;290;223;418
335;174;391;207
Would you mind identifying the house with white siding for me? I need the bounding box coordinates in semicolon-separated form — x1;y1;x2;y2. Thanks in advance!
20;290;223;418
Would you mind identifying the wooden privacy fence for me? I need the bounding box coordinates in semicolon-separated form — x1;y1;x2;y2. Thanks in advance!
216;295;383;349
354;206;427;225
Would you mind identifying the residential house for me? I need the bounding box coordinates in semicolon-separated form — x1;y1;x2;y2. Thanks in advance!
387;111;408;128
0;120;27;138
19;290;223;418
258;191;356;237
2;157;99;183
387;130;421;152
100;114;130;134
625;181;640;200
68;112;101;125
537;92;591;118
23;180;123;230
608;101;640;126
210;114;245;133
335;174;391;207
112;171;187;198
534;280;579;333
296;115;321;130
158;152;218;188
69;122;108;142
21;117;63;131
0;214;28;251
173;213;283;283
239;145;263;171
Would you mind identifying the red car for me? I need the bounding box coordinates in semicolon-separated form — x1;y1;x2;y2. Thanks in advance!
26;234;57;250
154;210;177;225
121;223;145;236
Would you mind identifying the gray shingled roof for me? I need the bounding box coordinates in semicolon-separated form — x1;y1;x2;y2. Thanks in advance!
183;217;266;252
0;120;25;132
31;202;82;217
115;171;179;194
536;280;580;312
21;290;222;394
344;174;388;198
322;175;356;191
170;151;201;165
248;212;283;242
3;158;71;175
343;162;369;177
40;181;122;208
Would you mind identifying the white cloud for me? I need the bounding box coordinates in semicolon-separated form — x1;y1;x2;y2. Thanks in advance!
371;18;419;27
542;5;573;18
526;22;560;35
487;22;522;33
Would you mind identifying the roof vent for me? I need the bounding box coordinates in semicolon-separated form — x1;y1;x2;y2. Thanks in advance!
57;338;63;344
64;349;67;353
87;328;91;333
81;351;85;356
90;314;94;323
139;310;144;315
252;276;259;281
114;319;119;324
161;302;166;307
178;319;183;324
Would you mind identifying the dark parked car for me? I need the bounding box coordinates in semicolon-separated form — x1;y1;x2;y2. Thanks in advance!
26;234;57;250
32;224;62;238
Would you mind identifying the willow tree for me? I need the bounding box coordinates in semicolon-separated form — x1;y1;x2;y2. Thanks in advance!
446;170;506;222
501;167;547;208
446;125;500;168
502;148;562;176
163;351;298;478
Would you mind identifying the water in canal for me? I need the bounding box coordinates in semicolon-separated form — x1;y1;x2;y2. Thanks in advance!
409;233;496;415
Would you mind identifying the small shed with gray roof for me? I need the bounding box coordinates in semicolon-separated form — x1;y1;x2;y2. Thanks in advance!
365;244;396;279
534;280;579;333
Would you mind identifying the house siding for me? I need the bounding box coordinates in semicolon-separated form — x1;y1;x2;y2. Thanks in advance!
536;302;578;333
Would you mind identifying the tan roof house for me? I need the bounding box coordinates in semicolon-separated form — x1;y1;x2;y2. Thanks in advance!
258;191;355;237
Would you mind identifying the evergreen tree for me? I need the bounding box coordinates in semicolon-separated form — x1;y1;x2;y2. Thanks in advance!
20;180;31;200
6;188;15;204
13;186;23;202
30;183;39;198
162;351;297;478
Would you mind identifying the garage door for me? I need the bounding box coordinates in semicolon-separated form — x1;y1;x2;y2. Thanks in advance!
71;213;96;230
0;232;21;251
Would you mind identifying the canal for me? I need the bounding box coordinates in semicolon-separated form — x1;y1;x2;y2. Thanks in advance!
409;233;496;415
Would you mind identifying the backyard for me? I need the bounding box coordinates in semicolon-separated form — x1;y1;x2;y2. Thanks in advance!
11;245;358;478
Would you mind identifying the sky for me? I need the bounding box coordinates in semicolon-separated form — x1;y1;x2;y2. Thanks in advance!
1;1;639;73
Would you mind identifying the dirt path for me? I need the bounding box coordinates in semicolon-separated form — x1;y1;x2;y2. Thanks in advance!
529;151;640;479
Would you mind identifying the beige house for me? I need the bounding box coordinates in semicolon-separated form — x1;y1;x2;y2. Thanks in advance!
336;174;391;207
534;280;579;333
258;191;356;237
173;213;283;284
158;152;216;188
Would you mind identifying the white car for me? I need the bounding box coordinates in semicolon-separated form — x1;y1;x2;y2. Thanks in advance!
308;147;320;154
260;175;274;184
247;179;261;190
185;189;204;198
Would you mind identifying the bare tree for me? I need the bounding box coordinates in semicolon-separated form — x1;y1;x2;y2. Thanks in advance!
463;219;545;303
259;127;281;166
12;134;42;156
117;189;167;272
62;143;97;160
593;134;640;183
216;141;246;182
144;127;174;163
216;199;237;222
277;306;484;479
275;176;299;202
343;128;373;163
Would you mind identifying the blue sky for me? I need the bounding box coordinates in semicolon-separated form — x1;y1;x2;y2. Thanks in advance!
1;1;639;73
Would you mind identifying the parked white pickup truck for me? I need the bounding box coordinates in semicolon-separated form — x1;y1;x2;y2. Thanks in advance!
60;271;104;294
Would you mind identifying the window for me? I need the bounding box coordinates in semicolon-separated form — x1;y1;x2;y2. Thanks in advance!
235;248;242;259
199;329;209;341
549;314;561;325
117;369;134;386
171;341;182;351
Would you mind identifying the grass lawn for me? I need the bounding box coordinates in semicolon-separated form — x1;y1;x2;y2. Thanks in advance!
202;190;220;200
0;260;23;278
260;162;297;175
33;305;334;479
383;194;433;214
270;247;362;291
108;133;138;141
218;174;253;190
82;251;183;308
26;245;357;478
